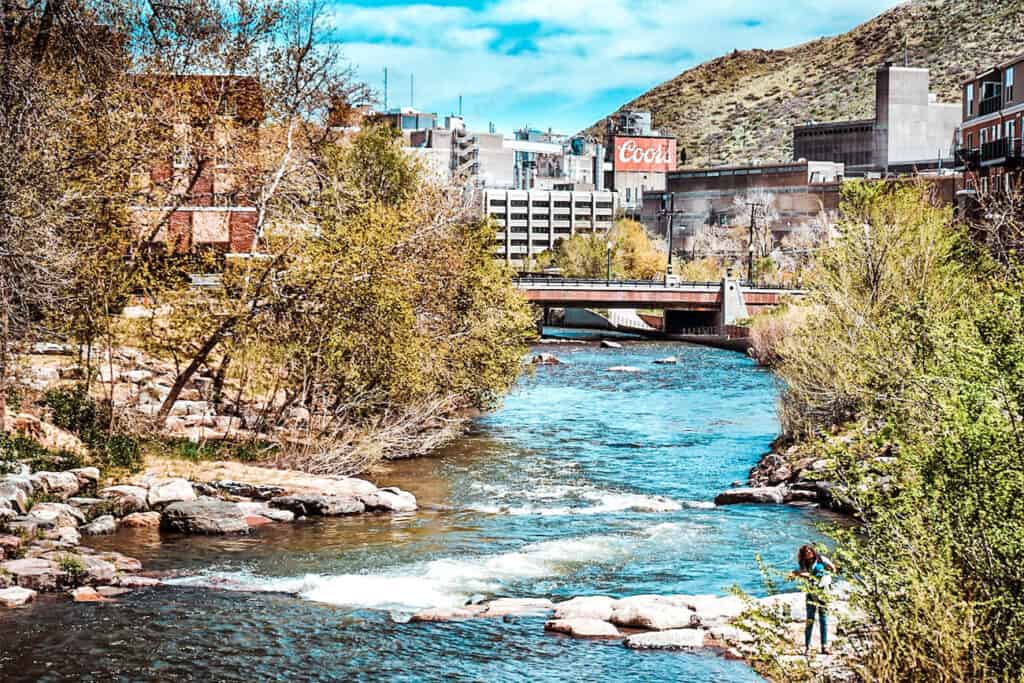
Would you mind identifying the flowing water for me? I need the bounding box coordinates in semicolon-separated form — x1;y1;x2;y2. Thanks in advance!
0;343;824;682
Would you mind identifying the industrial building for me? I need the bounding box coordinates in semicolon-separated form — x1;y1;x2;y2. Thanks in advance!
642;160;846;252
484;189;618;265
604;110;676;213
793;64;960;175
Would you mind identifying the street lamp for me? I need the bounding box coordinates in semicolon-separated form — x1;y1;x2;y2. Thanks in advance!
606;240;613;284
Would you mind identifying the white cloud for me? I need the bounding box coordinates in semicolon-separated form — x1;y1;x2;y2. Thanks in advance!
324;0;906;133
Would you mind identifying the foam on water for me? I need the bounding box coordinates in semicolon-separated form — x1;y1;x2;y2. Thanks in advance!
464;481;713;516
166;525;696;611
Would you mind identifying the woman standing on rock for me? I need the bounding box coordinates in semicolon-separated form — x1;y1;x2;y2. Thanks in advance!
790;544;837;657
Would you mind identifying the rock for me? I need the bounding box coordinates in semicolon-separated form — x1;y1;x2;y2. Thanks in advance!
99;485;150;514
161;497;250;535
269;495;365;517
531;353;563;365
70;586;106;602
608;366;641;373
480;598;555;617
0;506;18;525
119;511;162;528
58;365;86;380
245;515;272;528
358;487;418;513
653;356;678;365
46;527;81;546
784;487;820;503
80;515;117;536
545;618;621;638
122;370;154;384
0;535;23;556
4;519;40;538
31;471;80;499
206;481;287;501
113;575;159;588
236;503;294;523
677;595;747;627
97;586;132;598
2;474;34;496
46;555;116;585
67;497;105;513
610;599;697;631
28;503;86;528
714;486;785;506
0;586;36;607
93;552;142;573
410;606;485;622
68;468;100;491
553;596;617;621
1;558;63;591
758;592;806;621
147;479;196;508
168;400;211;417
625;629;707;650
600;340;623;349
0;483;29;514
709;625;756;644
30;342;73;356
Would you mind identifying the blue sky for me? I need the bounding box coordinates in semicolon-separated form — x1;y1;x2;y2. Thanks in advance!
322;0;904;135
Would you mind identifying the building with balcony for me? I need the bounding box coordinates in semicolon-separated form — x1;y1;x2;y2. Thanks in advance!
484;189;618;265
793;63;960;175
957;52;1024;197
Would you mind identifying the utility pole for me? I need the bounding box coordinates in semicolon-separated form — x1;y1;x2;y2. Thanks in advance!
668;193;675;281
747;202;760;284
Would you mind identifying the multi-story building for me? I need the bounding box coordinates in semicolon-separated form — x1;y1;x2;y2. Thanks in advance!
484;189;618;265
133;75;262;254
793;63;960;175
643;160;846;252
957;52;1024;196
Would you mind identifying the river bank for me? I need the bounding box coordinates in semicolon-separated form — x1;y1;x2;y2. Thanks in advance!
0;343;833;682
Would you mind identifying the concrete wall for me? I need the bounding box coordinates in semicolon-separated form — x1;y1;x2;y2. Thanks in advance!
878;67;960;165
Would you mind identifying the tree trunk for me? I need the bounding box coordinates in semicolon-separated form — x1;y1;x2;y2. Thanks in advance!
156;317;236;421
0;304;8;430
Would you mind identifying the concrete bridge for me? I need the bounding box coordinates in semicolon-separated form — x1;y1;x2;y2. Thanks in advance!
513;276;803;332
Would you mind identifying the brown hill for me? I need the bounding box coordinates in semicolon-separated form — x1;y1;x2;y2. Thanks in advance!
586;0;1024;166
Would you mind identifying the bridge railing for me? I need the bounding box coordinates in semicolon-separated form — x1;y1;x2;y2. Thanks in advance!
513;274;806;291
669;325;751;339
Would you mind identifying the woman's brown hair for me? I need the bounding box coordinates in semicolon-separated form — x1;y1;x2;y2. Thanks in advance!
798;544;818;572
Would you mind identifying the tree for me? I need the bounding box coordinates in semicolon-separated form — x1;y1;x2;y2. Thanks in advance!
541;219;667;280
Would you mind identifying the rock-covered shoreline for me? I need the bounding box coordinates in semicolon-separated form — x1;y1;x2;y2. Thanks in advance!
0;460;418;609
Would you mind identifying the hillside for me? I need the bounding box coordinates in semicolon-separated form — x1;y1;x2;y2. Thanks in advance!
586;0;1024;166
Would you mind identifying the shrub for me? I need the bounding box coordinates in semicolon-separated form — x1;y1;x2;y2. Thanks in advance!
98;434;142;472
41;385;109;446
57;555;86;587
0;432;82;473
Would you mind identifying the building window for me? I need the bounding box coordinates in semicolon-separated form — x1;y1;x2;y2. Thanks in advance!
981;128;989;145
966;84;975;115
967;132;974;150
1007;67;1016;103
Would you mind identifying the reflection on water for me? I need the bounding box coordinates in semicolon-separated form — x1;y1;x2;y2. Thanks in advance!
0;343;822;682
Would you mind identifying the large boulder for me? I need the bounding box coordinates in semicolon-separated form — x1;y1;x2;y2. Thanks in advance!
609;599;697;631
43;527;81;547
119;511;162;528
31;471;80;499
479;598;554;617
28;502;86;528
531;353;563;366
757;592;806;621
68;467;100;491
677;594;748;627
624;629;708;650
358;487;417;513
1;558;63;591
410;606;485;623
269;495;365;517
99;485;150;514
544;618;621;638
93;551;142;573
161;497;249;535
553;596;617;621
0;482;29;514
236;502;294;523
204;481;287;501
80;515;117;536
147;479;196;508
70;586;106;602
714;486;785;506
0;586;36;607
38;554;116;585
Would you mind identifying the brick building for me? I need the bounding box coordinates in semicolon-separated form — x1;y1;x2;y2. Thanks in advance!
133;75;263;254
957;52;1024;196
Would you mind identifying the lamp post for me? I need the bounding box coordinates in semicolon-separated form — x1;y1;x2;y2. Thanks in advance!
606;240;613;284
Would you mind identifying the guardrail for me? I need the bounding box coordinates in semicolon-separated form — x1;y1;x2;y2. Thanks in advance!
513;275;805;291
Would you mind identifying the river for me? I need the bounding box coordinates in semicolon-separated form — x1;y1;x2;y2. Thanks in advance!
0;343;823;682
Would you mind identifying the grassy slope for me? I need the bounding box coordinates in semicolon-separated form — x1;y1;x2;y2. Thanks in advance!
585;0;1024;165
